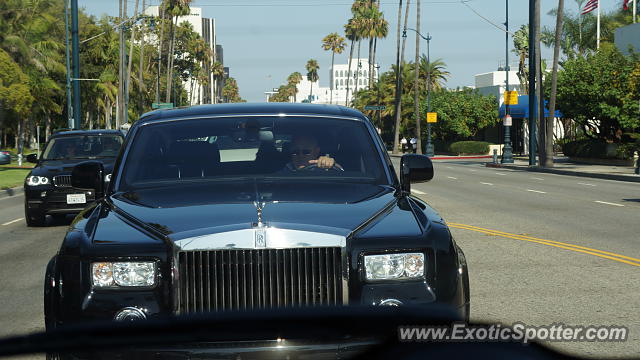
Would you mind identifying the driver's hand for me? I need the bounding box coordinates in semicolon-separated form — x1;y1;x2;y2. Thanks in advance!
309;155;335;169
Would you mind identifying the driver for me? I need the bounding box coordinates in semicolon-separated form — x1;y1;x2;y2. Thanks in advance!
285;134;342;171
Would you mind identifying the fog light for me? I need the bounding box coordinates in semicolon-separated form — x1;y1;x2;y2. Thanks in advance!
114;307;147;322
379;299;403;306
40;191;47;198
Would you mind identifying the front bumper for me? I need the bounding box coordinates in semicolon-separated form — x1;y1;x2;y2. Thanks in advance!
25;186;95;215
58;338;379;360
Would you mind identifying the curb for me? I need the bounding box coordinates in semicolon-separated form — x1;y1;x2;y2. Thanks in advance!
499;164;640;183
0;186;23;199
388;153;492;160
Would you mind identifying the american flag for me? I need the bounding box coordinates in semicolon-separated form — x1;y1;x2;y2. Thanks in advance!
581;0;598;15
623;0;630;10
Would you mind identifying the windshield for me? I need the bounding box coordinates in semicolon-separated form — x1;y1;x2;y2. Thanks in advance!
119;117;386;191
41;135;123;160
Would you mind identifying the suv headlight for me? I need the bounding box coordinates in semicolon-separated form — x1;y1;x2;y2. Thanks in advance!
92;262;156;287
364;253;425;281
26;176;50;186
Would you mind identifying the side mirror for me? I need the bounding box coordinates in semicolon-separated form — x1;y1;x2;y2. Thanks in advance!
26;154;38;163
71;161;105;198
400;154;434;193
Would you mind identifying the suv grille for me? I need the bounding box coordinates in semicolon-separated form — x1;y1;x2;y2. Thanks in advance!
177;248;343;313
53;175;72;188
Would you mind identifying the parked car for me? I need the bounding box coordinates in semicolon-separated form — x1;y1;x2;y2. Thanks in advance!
44;104;470;351
0;151;11;165
23;129;125;226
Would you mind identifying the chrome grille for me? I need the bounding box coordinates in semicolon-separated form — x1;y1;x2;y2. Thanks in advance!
177;248;343;313
53;175;72;188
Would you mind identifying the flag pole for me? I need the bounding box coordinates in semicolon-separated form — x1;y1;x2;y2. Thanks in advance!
596;0;600;49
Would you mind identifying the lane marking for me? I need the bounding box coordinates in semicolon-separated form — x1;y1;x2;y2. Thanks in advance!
526;189;547;194
480;182;493;186
411;189;426;195
469;170;477;172
578;182;596;187
495;173;506;176
1;218;23;226
447;176;458;180
446;167;453;169
594;201;624;207
531;177;544;181
449;223;640;267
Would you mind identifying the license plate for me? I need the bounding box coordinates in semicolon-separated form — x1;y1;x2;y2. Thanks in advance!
66;194;86;205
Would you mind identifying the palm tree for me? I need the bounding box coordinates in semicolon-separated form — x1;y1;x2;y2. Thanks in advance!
344;18;360;106
545;0;564;168
513;25;529;94
393;0;411;154
418;56;450;91
211;61;224;103
165;0;192;103
357;2;388;88
305;59;319;103
322;32;346;104
287;72;303;102
413;0;422;154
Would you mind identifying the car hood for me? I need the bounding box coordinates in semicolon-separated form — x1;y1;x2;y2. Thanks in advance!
29;158;117;177
109;181;408;241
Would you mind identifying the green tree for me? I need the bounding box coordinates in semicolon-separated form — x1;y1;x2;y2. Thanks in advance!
513;24;529;94
305;59;319;102
222;77;245;103
211;61;224;103
286;72;303;102
417;56;449;91
554;44;640;142
322;32;346;104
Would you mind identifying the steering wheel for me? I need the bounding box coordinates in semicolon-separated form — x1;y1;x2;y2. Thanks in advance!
299;163;344;172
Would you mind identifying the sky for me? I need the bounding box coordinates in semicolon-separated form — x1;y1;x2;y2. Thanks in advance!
82;0;625;102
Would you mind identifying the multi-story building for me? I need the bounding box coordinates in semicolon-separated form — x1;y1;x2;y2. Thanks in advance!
143;6;225;105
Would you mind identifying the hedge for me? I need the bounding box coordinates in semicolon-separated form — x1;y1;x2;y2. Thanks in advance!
560;139;639;160
449;141;492;155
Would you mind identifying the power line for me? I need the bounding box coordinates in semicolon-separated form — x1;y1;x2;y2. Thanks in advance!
460;0;515;36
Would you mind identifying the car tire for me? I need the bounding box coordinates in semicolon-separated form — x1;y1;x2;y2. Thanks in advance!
44;256;58;332
25;204;45;227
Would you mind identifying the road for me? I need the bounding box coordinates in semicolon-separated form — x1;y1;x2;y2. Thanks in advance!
0;159;638;358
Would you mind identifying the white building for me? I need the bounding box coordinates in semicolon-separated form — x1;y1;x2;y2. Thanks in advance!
144;6;223;105
474;70;521;104
265;58;377;106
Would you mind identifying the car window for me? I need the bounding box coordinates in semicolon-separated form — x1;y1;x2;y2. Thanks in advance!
41;135;123;160
119;117;386;190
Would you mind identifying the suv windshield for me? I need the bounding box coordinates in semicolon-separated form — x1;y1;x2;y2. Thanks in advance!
41;135;123;160
119;116;386;191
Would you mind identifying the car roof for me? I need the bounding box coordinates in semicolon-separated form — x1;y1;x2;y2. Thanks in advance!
51;129;124;138
138;103;366;124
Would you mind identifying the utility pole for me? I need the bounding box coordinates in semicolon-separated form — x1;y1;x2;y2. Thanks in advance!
502;0;514;163
71;0;81;129
528;0;537;166
64;0;73;129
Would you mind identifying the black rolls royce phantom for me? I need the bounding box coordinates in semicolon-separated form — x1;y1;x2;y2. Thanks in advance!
44;103;470;330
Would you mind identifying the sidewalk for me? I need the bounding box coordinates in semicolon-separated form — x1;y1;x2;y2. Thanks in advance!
493;157;640;183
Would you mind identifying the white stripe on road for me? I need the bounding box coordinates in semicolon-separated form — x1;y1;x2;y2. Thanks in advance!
578;182;596;187
526;189;547;194
446;167;453;169
447;176;458;180
594;201;624;207
411;189;426;195
480;182;493;186
495;172;506;176
531;177;544;181
469;170;477;172
1;218;23;226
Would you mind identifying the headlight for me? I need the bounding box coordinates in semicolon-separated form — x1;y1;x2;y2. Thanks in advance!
104;173;112;182
364;253;425;281
26;176;50;186
92;262;156;287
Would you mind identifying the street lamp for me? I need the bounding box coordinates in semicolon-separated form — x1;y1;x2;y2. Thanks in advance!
403;28;434;157
502;0;514;163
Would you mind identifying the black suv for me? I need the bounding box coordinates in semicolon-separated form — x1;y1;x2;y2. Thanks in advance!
24;129;125;226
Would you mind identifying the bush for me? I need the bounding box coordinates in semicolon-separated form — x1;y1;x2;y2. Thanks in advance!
449;141;492;155
561;139;638;160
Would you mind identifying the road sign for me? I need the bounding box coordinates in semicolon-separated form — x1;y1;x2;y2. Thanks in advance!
503;115;512;126
364;105;386;110
504;91;518;105
152;102;174;109
427;112;437;123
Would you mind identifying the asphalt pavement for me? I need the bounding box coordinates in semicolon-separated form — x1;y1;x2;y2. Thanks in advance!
0;160;638;358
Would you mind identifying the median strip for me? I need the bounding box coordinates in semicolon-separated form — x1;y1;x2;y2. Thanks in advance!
449;223;640;267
